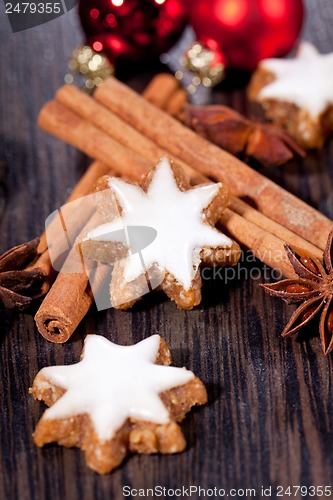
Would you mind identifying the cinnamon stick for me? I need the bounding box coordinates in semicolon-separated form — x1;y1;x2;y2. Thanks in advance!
166;88;188;118
31;161;110;294
143;73;188;117
39;101;150;182
34;211;108;343
52;85;322;260
94;77;333;251
143;73;180;110
55;86;205;186
220;208;297;276
228;196;320;258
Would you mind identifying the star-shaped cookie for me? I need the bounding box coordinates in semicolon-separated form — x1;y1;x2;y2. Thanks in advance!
248;42;333;148
31;334;207;474
82;158;240;309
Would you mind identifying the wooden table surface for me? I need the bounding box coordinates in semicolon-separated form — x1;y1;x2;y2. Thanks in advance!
1;1;333;499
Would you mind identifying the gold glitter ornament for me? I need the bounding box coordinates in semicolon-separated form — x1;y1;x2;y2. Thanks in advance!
67;45;114;90
181;42;225;89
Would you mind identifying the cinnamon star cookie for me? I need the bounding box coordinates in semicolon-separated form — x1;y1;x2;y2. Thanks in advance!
30;334;207;474
82;157;240;309
248;42;333;148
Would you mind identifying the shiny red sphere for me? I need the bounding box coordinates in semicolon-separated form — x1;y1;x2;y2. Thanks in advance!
79;0;188;65
189;0;304;70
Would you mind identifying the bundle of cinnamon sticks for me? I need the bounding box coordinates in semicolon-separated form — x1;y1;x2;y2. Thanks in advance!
33;73;332;343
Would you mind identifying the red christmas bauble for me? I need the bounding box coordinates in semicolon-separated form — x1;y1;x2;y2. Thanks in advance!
79;0;189;66
189;0;304;71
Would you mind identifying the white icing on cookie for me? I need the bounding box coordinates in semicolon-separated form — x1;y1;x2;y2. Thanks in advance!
40;334;194;441
258;42;333;117
86;158;232;291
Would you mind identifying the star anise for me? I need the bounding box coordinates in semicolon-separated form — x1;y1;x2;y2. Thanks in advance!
0;238;45;310
183;105;306;168
261;230;333;355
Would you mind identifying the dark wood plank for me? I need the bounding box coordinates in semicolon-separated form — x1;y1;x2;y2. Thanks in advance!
1;1;333;498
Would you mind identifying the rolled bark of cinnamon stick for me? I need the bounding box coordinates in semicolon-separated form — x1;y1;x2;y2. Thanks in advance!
165;88;188;118
143;73;180;110
94;77;333;251
143;73;188;117
228;196;321;258
38;101;150;181
34;211;107;343
220;208;295;278
52;85;322;260
37;161;109;255
35;271;93;343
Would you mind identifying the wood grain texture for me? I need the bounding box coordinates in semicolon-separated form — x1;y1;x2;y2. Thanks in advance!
0;1;333;498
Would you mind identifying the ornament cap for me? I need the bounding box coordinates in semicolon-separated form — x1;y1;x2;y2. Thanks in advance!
182;42;225;88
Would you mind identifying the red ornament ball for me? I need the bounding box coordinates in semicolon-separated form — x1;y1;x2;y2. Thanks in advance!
79;0;189;65
189;0;304;71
